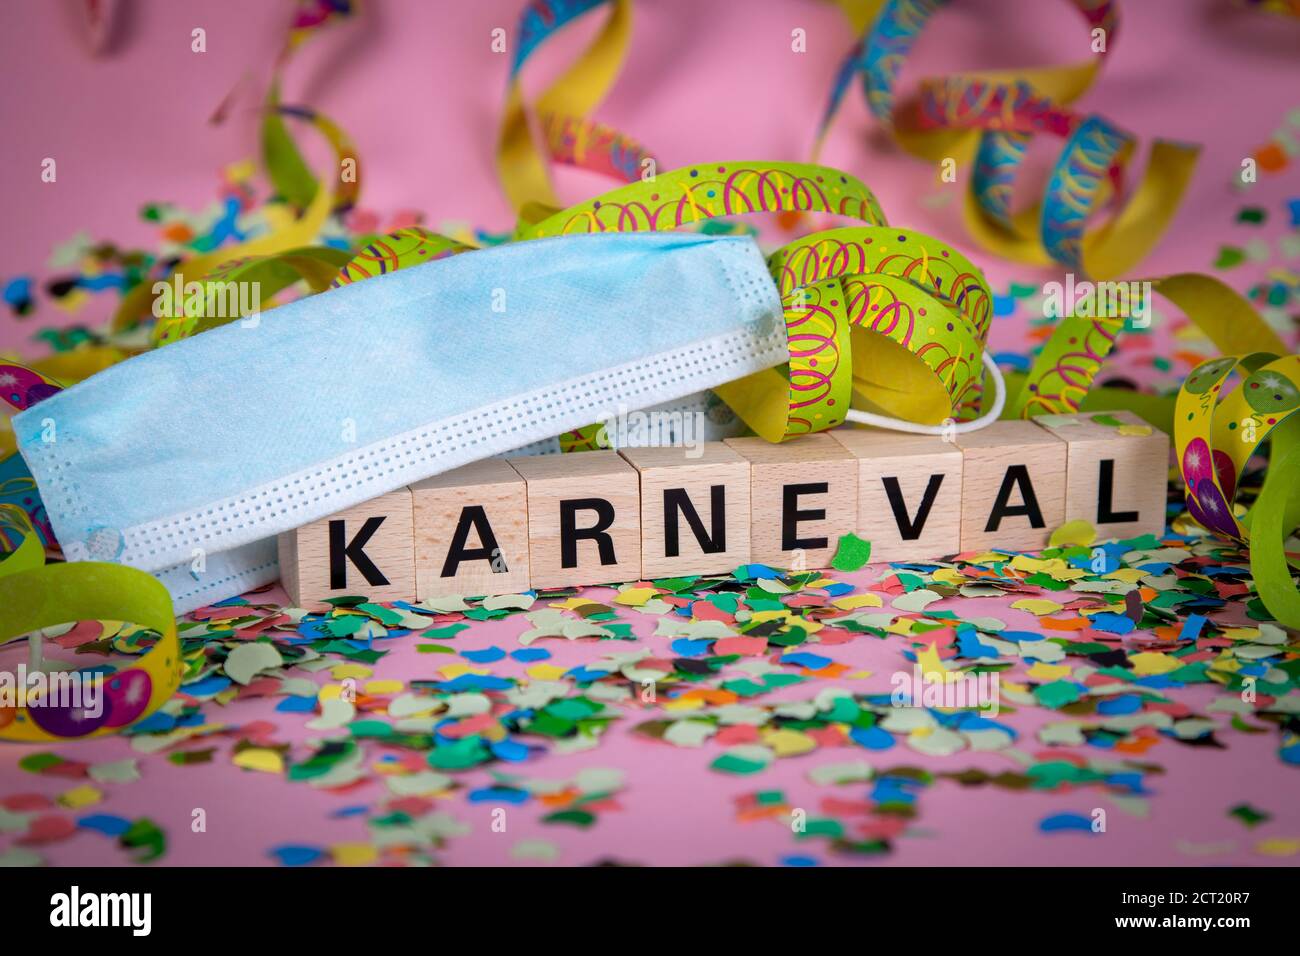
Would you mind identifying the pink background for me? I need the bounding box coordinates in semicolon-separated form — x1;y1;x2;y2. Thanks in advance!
2;0;1299;867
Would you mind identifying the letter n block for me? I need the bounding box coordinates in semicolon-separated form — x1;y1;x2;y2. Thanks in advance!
830;427;963;563
954;420;1066;553
1033;410;1170;540
277;487;415;605
619;442;751;578
724;433;856;570
509;451;641;589
410;458;531;599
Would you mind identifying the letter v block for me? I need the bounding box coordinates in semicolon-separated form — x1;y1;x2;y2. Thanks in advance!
954;420;1066;552
830;427;962;563
410;458;531;599
1033;410;1170;540
276;487;415;605
509;450;641;589
620;442;751;578
725;434;856;570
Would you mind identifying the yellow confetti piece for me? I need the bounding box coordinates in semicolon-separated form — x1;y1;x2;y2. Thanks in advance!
232;748;284;774
1011;598;1064;616
547;597;591;612
330;663;372;680
832;593;884;611
614;587;657;607
1255;838;1300;857
1050;519;1096;548
663;697;706;712
915;643;961;684
763;728;817;757
845;670;874;679
363;679;404;696
525;664;567;681
1129;651;1182;676
330;842;379;867
886;619;917;636
1026;662;1072;681
437;663;487;679
1118;424;1153;436
930;569;965;586
1103;568;1147;583
57;784;103;809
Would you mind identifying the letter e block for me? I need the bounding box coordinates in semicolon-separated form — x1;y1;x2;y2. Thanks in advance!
509;451;641;589
954;420;1066;552
1033;410;1170;540
830;427;962;563
277;487;415;605
620;442;751;578
410;458;531;599
724;433;856;570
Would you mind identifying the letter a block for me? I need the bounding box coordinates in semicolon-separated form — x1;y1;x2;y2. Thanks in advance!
954;420;1066;552
510;451;641;589
410;458;531;599
620;442;751;578
830;427;963;564
276;487;415;605
725;433;857;570
1033;410;1170;540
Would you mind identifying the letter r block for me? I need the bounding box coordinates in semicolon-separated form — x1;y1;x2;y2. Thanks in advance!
509;450;642;589
830;427;963;563
724;434;856;570
1032;410;1170;540
954;420;1066;553
410;458;531;599
276;487;415;605
619;442;751;578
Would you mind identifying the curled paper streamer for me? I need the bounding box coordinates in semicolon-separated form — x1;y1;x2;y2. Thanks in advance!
818;0;1200;278
1174;353;1300;628
0;505;183;742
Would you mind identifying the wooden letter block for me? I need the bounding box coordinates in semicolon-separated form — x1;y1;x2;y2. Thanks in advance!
509;450;641;589
620;442;751;578
276;487;415;605
410;458;531;599
724;433;857;570
954;420;1066;552
830;427;963;564
1033;410;1170;540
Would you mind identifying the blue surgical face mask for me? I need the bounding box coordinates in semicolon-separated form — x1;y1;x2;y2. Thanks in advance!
16;232;785;613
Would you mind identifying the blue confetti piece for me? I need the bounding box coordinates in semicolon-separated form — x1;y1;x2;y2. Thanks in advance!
437;674;514;692
563;665;611;683
510;648;551;662
1288;197;1300;228
743;564;781;579
1097;694;1142;716
78;814;132;837
1104;771;1149;795
130;711;177;734
870;776;918;804
2;276;31;307
850;725;894;750
671;637;713;657
269;845;325;867
461;646;506;664
489;738;532;762
467;787;531;805
956;630;1000;659
275;695;318;713
178;675;232;697
992;351;1030;371
780;651;833;670
1280;738;1300;766
1090;612;1136;634
781;855;819;866
823;582;855;597
992;294;1016;317
331;805;370;818
1039;813;1097;834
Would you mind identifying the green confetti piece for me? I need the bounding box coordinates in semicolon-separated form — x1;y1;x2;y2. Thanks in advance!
1229;803;1271;827
422;623;469;640
18;753;64;773
831;533;873;571
1213;245;1245;269
710;753;769;775
1032;680;1084;709
542;809;596;828
416;643;456;654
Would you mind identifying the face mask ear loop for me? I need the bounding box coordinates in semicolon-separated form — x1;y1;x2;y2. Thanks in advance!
843;351;1007;435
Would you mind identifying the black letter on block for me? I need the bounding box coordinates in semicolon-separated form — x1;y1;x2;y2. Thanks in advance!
1096;459;1139;524
329;517;389;589
883;474;944;540
984;465;1045;532
560;498;617;568
664;486;726;557
441;505;506;577
782;482;829;551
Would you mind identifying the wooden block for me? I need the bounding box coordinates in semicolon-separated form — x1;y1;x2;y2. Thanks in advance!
724;433;857;570
276;487;415;604
830;426;963;563
410;458;531;599
1033;410;1170;540
954;420;1067;552
509;450;641;589
619;442;751;578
